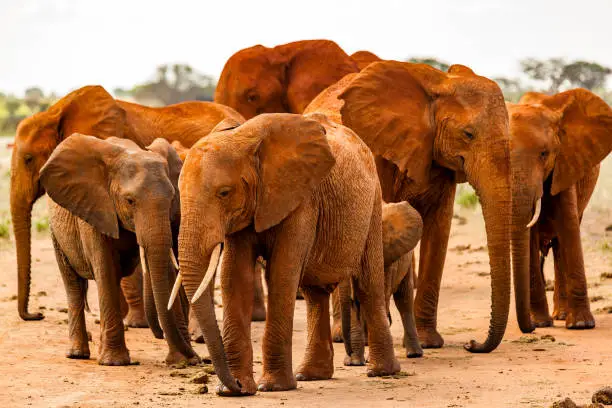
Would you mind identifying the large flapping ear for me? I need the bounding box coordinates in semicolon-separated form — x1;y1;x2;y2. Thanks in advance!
448;64;476;76
540;89;612;195
39;133;122;238
382;201;423;267
47;86;126;141
339;61;445;187
350;50;382;70
253;113;335;232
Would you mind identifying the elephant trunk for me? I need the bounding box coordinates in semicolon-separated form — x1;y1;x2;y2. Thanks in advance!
10;165;43;321
178;215;241;393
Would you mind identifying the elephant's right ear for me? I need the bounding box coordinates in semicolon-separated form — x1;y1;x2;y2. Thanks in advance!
339;61;445;187
48;85;126;141
382;202;423;267
542;89;612;195
39;134;122;239
210;118;243;134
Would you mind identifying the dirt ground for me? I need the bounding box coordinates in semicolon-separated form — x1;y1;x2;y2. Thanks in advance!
1;158;612;407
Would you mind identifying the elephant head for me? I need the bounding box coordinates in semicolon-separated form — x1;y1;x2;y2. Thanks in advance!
214;40;358;118
336;61;511;352
177;113;334;394
11;85;126;321
350;51;382;70
38;134;193;359
382;201;423;267
508;89;612;332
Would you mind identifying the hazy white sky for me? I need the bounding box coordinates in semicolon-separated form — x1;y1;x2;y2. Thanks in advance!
1;0;611;95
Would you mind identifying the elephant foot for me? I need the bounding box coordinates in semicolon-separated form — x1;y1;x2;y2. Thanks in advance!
165;350;200;366
565;307;595;330
296;355;334;380
66;345;90;360
531;312;554;328
257;371;297;392
98;347;131;366
331;320;343;343
217;375;257;396
124;306;148;328
417;327;444;348
251;304;267;322
403;335;424;358
343;353;365;366
366;357;401;377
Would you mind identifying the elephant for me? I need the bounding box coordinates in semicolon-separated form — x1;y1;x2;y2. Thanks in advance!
350;50;382;70
10;85;243;323
508;89;612;332
38;134;197;366
304;61;512;352
214;39;363;119
341;201;424;366
174;112;400;395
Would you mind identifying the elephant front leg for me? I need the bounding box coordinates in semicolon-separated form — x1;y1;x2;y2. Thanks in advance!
120;270;148;328
553;189;594;329
529;230;553;327
414;186;455;349
552;242;568;321
295;286;334;381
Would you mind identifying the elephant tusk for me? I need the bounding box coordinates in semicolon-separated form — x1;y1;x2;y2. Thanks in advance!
526;198;541;228
167;272;182;311
140;246;148;277
191;243;222;304
169;249;179;270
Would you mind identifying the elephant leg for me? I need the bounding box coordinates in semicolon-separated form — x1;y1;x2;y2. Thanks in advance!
552;241;568;320
121;270;148;328
394;265;423;358
143;267;163;339
552;189;594;329
330;287;343;343
52;235;90;359
414;184;455;349
251;259;267;321
344;291;366;366
529;229;553;327
295;286;334;381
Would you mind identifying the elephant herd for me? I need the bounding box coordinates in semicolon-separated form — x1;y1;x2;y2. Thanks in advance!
10;39;612;396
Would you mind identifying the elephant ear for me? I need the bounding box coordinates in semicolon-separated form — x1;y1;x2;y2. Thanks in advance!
350;50;382;70
542;89;612;195
253;113;335;232
382;201;423;267
339;61;444;187
210;117;242;134
146;138;183;188
39;133;123;238
448;64;475;75
519;91;549;105
48;85;126;141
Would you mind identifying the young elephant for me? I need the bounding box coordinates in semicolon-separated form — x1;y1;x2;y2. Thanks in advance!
509;89;612;332
40;134;197;366
342;201;424;365
175;112;400;395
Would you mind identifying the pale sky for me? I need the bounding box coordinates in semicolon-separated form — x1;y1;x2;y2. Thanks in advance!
1;0;611;95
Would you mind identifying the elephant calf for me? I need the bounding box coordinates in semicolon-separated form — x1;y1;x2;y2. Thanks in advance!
341;201;424;365
40;134;197;366
175;112;400;395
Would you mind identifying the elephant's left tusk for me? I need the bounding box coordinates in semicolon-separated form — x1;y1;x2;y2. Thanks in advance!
169;249;179;270
140;246;148;277
191;243;222;304
167;272;182;311
526;198;541;228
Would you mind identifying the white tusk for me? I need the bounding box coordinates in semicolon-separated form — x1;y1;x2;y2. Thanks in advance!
167;272;182;310
191;243;222;304
526;198;541;228
169;249;179;270
140;246;148;277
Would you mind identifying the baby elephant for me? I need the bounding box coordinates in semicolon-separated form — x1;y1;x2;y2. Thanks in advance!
40;134;197;366
342;201;424;365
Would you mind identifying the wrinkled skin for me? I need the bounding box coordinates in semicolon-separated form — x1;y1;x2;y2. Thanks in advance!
177;113;399;395
509;89;612;332
342;201;424;365
214;40;361;118
305;61;512;353
10;85;243;323
39;135;197;366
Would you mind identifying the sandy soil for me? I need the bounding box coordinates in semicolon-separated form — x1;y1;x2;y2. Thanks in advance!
2;151;612;408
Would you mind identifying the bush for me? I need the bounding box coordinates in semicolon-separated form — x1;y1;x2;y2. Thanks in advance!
34;216;49;233
456;189;480;209
0;218;10;239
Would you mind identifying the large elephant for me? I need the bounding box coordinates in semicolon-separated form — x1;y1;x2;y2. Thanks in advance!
214;39;363;118
10;85;243;322
175;113;400;395
39;134;196;365
342;201;424;366
509;89;612;332
305;61;512;352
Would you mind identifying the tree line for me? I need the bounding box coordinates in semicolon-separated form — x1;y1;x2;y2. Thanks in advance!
1;58;611;135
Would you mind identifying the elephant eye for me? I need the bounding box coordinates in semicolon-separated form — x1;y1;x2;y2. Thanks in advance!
246;93;259;103
24;154;34;165
217;186;233;199
126;197;135;206
463;130;475;140
540;150;549;160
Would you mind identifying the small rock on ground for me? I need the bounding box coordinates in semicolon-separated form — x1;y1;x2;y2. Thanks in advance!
593;387;612;405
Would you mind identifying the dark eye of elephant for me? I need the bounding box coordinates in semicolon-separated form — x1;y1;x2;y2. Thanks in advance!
126;197;135;206
540;150;549;160
217;186;233;199
24;154;34;165
246;93;259;103
463;130;475;141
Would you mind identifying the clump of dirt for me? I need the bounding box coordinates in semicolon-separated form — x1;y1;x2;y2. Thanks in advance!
170;370;190;378
601;272;612;280
381;371;416;379
595;306;612;314
36;291;47;297
546;279;555;291
541;334;556;342
592;387;612;404
190;372;209;384
591;296;605;302
552;397;577;408
513;335;539;344
193;385;208;394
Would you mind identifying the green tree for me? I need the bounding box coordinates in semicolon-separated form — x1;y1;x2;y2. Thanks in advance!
520;58;612;93
24;87;45;113
407;57;450;72
563;61;611;90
